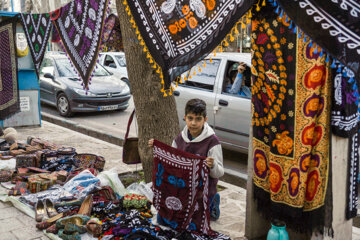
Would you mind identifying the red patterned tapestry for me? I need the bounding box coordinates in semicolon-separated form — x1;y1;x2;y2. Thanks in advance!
251;4;331;233
152;140;214;236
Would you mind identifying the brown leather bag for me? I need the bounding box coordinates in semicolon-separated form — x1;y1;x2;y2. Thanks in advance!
122;110;141;165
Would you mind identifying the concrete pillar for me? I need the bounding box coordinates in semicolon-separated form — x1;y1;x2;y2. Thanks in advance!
245;132;352;239
330;135;353;239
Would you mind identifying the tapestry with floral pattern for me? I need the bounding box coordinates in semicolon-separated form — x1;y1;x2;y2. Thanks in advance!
251;4;331;232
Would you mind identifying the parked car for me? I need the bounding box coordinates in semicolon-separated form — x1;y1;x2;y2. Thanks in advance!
99;52;129;87
39;52;131;117
174;52;251;153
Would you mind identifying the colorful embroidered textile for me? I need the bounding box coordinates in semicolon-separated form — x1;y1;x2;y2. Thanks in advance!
276;0;360;85
51;24;60;43
51;0;109;89
152;140;214;236
251;5;331;232
331;69;359;137
331;67;360;219
101;14;123;52
20;13;53;76
0;17;19;120
125;0;255;89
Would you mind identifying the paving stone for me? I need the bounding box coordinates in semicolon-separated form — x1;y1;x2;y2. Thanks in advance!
11;226;44;240
0;217;23;233
17;214;36;226
0;231;18;240
0;201;12;209
0;207;25;220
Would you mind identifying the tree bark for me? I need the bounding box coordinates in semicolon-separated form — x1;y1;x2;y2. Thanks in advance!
116;1;180;182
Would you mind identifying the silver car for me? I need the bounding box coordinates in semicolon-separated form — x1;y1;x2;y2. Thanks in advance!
174;52;251;153
39;52;131;117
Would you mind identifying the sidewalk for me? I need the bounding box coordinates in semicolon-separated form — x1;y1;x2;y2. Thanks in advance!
0;121;247;240
1;121;360;240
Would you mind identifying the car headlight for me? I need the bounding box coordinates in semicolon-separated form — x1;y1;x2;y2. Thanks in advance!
122;84;130;94
74;88;97;96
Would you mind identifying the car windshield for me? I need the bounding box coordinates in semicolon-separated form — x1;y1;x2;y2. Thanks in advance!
55;58;111;77
115;55;126;67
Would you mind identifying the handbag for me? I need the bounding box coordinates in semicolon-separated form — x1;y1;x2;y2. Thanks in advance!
122;110;141;164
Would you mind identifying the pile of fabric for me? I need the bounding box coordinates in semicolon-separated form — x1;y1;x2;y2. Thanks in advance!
0;130;229;240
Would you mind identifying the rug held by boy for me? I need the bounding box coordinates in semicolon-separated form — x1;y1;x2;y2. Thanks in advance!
149;98;224;220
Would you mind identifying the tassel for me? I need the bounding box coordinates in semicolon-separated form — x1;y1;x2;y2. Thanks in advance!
309;41;313;47
319;50;324;57
298;31;302;39
279;10;284;19
313;47;318;54
275;6;280;14
343;68;348;77
248;10;252;18
330;59;337;68
325;55;330;63
348;77;355;83
292;25;297;33
289;21;293;29
256;3;260;11
336;65;342;73
303;36;307;42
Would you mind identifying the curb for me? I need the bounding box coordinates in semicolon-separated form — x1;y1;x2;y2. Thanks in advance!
41;112;249;186
41;112;124;146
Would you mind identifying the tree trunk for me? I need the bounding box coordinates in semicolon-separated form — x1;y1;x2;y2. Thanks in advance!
116;1;180;183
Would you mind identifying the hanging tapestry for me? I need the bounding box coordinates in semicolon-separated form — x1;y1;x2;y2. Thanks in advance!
251;4;331;233
101;14;123;52
51;0;109;89
152;140;221;238
51;25;60;43
0;17;19;120
276;0;360;86
331;67;360;219
20;13;53;76
124;0;255;90
331;68;359;137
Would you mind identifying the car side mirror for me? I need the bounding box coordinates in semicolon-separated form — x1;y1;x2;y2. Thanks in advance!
109;63;116;68
44;73;55;80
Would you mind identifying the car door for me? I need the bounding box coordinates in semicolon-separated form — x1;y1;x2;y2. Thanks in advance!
39;58;56;105
213;57;251;152
174;59;222;130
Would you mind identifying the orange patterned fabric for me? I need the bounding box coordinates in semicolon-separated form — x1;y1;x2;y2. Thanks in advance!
251;4;331;232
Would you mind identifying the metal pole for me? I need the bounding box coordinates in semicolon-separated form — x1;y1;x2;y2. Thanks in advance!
11;0;14;12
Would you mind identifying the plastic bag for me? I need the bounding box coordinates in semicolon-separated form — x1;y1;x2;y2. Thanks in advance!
97;168;127;197
19;185;73;207
126;181;154;201
63;170;100;199
0;158;16;170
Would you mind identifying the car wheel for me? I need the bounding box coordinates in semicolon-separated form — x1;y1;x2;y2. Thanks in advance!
56;93;73;117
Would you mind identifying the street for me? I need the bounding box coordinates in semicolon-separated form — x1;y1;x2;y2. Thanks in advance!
40;97;249;187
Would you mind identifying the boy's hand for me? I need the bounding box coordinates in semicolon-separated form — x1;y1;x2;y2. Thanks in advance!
206;157;214;169
148;138;154;148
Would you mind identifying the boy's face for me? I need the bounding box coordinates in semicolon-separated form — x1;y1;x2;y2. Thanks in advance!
184;112;207;137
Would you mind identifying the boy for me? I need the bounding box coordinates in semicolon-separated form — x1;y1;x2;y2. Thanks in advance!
149;98;224;220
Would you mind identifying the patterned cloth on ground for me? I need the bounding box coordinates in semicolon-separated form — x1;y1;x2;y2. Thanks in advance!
20;13;53;76
0;17;19;120
276;0;360;84
51;0;109;89
125;0;255;89
153;140;222;238
251;4;331;233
